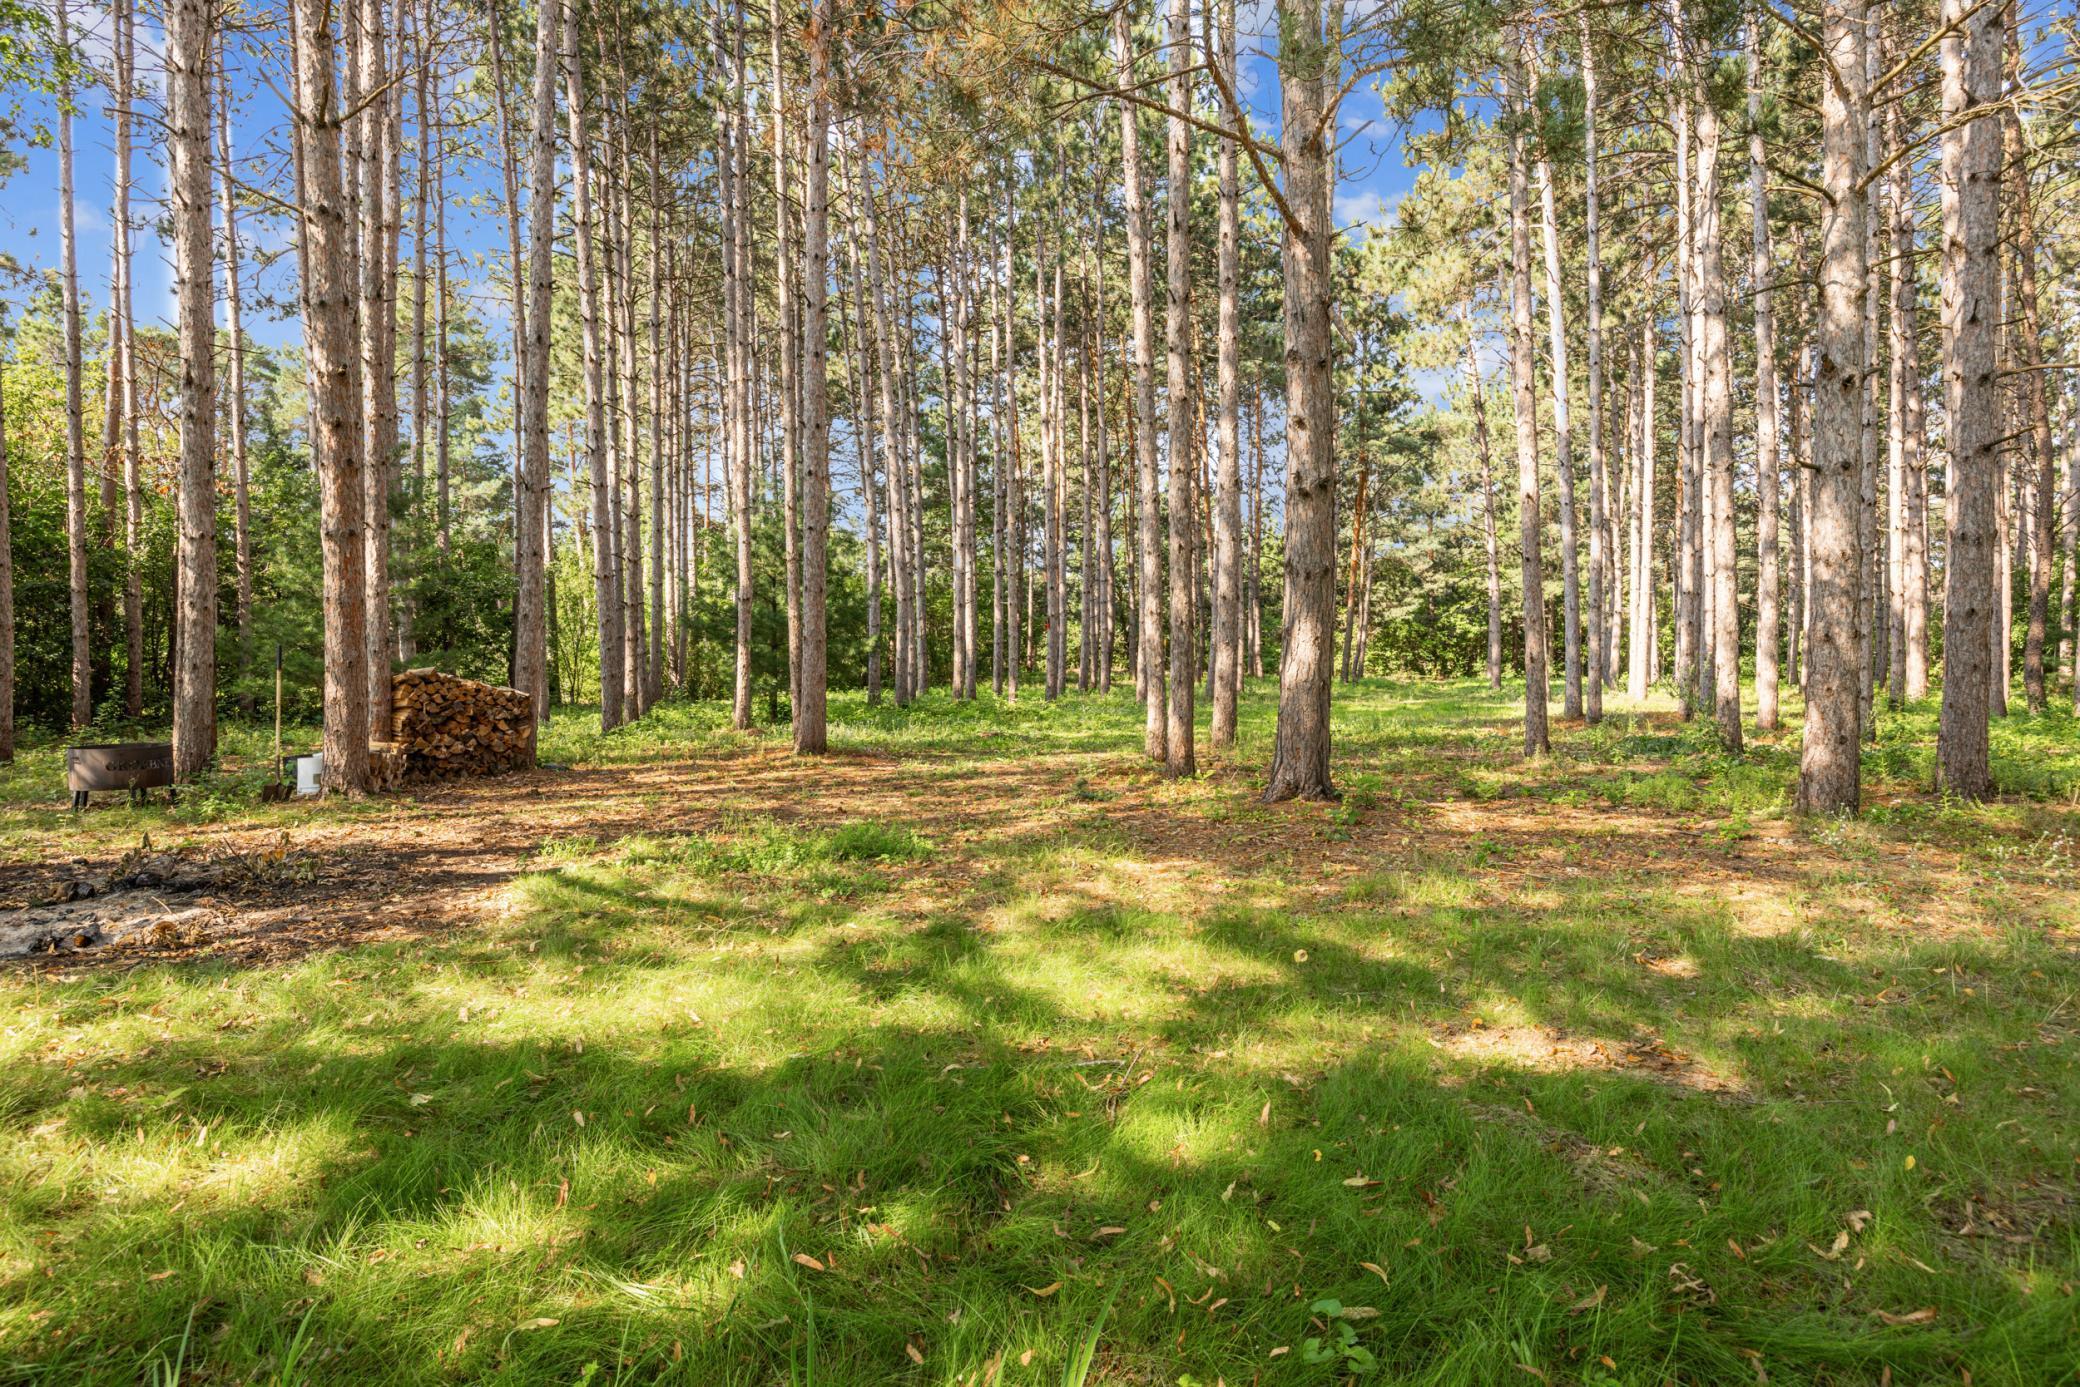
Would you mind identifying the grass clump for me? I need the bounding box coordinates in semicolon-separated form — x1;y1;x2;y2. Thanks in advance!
0;676;2075;1384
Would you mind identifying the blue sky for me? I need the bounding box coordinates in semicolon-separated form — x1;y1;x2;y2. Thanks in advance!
2;4;1427;371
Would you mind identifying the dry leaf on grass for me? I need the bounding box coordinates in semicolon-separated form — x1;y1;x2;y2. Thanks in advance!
1872;1307;1938;1326
1810;1230;1851;1261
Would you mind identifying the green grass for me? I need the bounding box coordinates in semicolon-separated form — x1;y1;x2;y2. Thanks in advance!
2;676;2077;1384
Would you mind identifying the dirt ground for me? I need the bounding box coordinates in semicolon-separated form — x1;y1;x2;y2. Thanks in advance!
11;728;2069;974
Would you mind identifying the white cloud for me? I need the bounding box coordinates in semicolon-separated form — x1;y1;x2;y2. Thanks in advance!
1332;188;1397;237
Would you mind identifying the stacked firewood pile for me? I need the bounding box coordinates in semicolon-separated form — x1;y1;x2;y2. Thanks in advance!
366;742;408;793
387;670;536;782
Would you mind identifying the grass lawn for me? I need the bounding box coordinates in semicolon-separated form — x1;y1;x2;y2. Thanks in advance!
1;677;2077;1384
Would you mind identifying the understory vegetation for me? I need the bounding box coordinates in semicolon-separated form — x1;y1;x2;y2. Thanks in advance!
2;679;2076;1385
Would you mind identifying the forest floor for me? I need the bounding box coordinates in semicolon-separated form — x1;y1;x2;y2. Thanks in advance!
1;678;2076;1385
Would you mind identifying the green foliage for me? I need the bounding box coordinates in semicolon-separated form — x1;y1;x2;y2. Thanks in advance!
1299;1299;1380;1374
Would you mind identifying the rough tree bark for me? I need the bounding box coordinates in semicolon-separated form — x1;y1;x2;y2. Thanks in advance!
1505;42;1550;759
839;167;882;704
1676;12;1741;754
513;0;557;724
1796;0;1871;815
565;0;623;728
1933;0;2004;797
57;0;90;730
648;134;666;710
1163;0;1195;777
1088;132;1115;695
110;0;143;719
1262;0;1339;801
718;6;752;726
988;209;1005;697
770;0;802;722
859;153;910;704
1210;0;1242;746
358;0;398;736
1890;92;1929;703
1580;12;1606;717
2002;13;2054;716
1529;71;1582;722
291;0;371;793
1749;15;1781;733
794;0;831;754
1628;320;1658;703
169;0;218;780
0;342;12;761
1463;320;1502;691
216;36;254;716
1115;5;1165;762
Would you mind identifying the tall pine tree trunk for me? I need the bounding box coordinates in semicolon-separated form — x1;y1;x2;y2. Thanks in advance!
1796;0;1871;815
1580;13;1606;715
1933;0;2004;795
1115;5;1164;761
513;0;555;724
1628;320;1657;703
1262;0;1339;800
1672;89;1699;719
1463;321;1502;691
110;0;144;719
358;0;397;736
991;204;1009;697
839;173;883;704
859;153;910;704
1162;0;1196;775
2003;11;2054;716
770;0;802;723
564;0;622;728
1530;81;1581;722
1210;0;1242;746
169;0;219;779
292;0;371;793
218;35;254;715
1505;40;1550;758
57;0;91;730
1749;15;1781;733
1891;97;1929;704
1088;142;1115;695
0;344;13;760
648;135;667;709
1677;14;1741;754
794;0;830;753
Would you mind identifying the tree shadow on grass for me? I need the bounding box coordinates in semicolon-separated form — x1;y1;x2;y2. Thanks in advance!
5;679;2076;1382
11;968;2057;1385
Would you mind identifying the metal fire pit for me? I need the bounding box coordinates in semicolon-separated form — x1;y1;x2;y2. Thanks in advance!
66;742;176;810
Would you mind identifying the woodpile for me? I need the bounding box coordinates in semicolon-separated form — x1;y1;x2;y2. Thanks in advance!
366;741;408;793
387;670;536;782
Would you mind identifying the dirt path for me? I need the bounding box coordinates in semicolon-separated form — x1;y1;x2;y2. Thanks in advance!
13;736;2074;971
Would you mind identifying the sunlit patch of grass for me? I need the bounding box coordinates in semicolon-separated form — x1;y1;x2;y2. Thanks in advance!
2;676;2078;1382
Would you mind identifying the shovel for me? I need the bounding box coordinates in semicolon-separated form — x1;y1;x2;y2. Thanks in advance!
261;643;291;803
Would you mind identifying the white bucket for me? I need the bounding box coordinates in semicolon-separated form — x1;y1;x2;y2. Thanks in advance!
293;753;324;797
